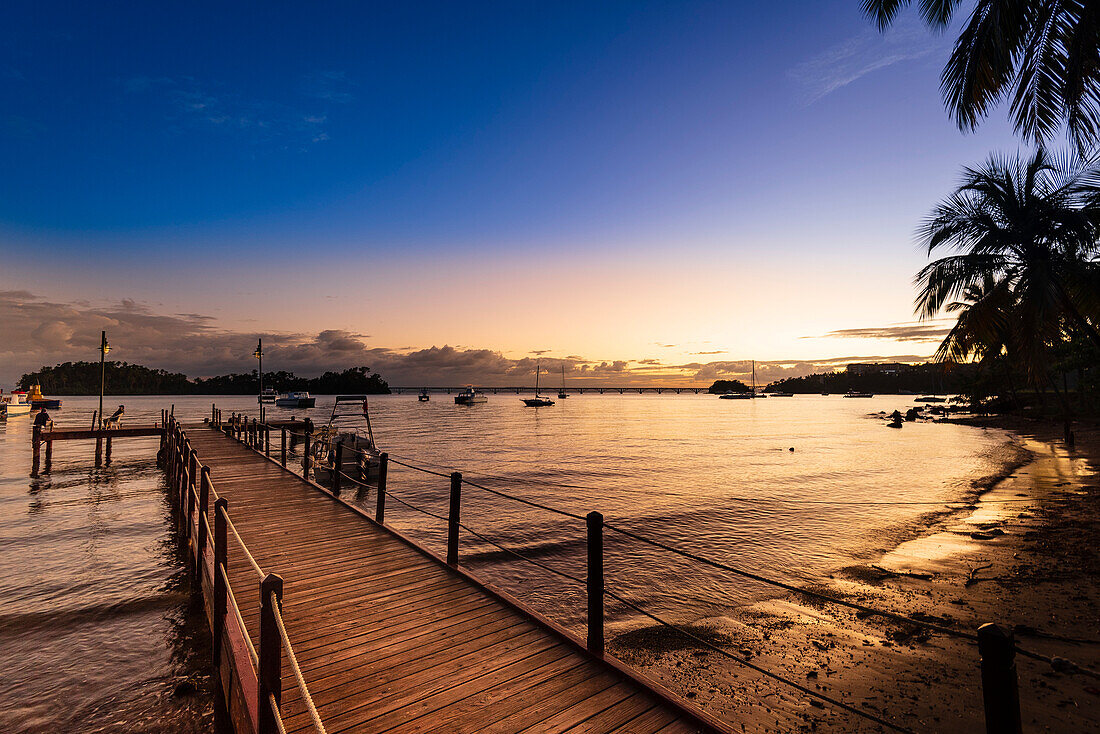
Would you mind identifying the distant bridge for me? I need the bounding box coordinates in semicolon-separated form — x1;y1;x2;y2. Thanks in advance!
391;386;710;395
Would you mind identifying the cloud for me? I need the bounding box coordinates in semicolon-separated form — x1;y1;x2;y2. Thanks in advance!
122;75;332;148
0;292;937;388
301;71;355;103
788;18;947;105
806;322;951;342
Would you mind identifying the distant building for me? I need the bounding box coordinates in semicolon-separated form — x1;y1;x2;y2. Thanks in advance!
846;362;904;376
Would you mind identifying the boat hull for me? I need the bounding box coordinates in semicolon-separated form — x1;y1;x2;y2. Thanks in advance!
523;398;554;406
1;404;31;416
276;398;316;408
31;399;61;408
454;396;487;404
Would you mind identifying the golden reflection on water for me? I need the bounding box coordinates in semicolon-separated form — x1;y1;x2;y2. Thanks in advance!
0;393;1013;730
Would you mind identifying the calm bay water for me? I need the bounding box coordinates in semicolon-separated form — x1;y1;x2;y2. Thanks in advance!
0;393;1014;731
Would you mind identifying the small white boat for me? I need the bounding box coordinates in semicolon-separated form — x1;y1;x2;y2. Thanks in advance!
276;391;316;408
454;388;487;404
1;391;32;417
258;388;277;404
843;391;874;398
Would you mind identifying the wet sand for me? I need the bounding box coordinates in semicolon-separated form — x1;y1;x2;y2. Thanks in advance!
611;418;1100;732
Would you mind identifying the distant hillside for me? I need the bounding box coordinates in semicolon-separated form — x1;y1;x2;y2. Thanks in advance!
763;363;976;395
707;379;750;394
18;362;390;395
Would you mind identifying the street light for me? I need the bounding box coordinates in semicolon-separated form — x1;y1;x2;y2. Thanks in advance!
99;331;110;429
254;339;263;407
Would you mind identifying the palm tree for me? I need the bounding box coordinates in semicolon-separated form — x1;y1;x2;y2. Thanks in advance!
862;1;1100;151
917;149;1100;385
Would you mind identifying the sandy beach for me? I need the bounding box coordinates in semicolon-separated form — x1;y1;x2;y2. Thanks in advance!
612;417;1100;732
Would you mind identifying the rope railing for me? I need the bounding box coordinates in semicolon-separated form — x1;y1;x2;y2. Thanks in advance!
220;503;266;580
603;585;914;733
211;406;1100;732
270;591;328;734
221;564;260;667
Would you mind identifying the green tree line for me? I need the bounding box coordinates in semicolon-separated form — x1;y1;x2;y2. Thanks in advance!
17;362;390;395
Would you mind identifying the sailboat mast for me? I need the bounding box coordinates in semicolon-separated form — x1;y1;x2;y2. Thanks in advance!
535;364;540;396
752;360;756;394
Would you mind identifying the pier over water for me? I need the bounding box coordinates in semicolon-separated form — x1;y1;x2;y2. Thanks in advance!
167;416;720;734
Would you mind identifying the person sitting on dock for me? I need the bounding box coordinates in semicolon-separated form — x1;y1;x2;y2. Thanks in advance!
105;405;125;429
33;407;51;430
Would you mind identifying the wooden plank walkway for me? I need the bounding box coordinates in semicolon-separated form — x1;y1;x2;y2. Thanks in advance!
186;426;720;734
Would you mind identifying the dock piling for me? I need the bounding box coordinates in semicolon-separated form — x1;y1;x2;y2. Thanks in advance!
376;452;388;523
212;497;228;668
32;426;41;475
258;573;285;734
978;623;1022;734
280;427;287;467
447;472;462;566
333;442;343;494
587;511;605;655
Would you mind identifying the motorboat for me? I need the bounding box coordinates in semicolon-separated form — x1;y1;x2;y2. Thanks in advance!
258;388;277;404
311;395;382;486
454;388;487;404
522;364;555;407
1;391;32;417
843;391;874;398
27;384;61;409
418;388;430;402
275;391;315;408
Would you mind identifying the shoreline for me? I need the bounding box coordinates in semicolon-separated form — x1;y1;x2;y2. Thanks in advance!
612;415;1100;732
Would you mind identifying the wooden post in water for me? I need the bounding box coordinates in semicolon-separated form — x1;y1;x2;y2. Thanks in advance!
280;427;287;467
104;435;112;465
333;442;343;494
447;472;462;566
212;497;228;673
375;453;389;523
978;623;1022;734
258;573;284;734
587;510;605;655
31;425;41;475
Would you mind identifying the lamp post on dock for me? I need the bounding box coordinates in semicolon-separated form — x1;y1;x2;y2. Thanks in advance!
98;331;110;429
254;339;263;418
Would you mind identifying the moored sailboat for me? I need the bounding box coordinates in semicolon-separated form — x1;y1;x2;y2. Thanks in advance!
523;364;555;407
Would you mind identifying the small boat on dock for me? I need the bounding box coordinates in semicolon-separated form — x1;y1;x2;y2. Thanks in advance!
418;388;430;402
258;387;277;404
1;391;32;417
276;391;316;408
27;384;61;409
311;395;382;485
454;387;487;404
523;364;555;407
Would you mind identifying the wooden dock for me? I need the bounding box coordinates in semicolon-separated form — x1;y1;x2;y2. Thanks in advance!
172;420;725;734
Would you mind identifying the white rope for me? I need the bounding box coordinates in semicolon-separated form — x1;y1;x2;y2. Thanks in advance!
219;505;265;580
270;591;328;734
220;564;259;667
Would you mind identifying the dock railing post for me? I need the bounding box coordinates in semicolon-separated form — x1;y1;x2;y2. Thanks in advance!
302;423;312;478
587;510;605;655
32;425;41;474
258;573;284;734
978;623;1022;734
212;498;228;671
280;428;287;467
198;466;211;564
333;442;343;494
376;452;388;523
181;465;191;545
264;424;270;457
447;472;462;566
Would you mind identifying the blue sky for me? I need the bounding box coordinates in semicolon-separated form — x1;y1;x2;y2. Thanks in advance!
0;1;1028;384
